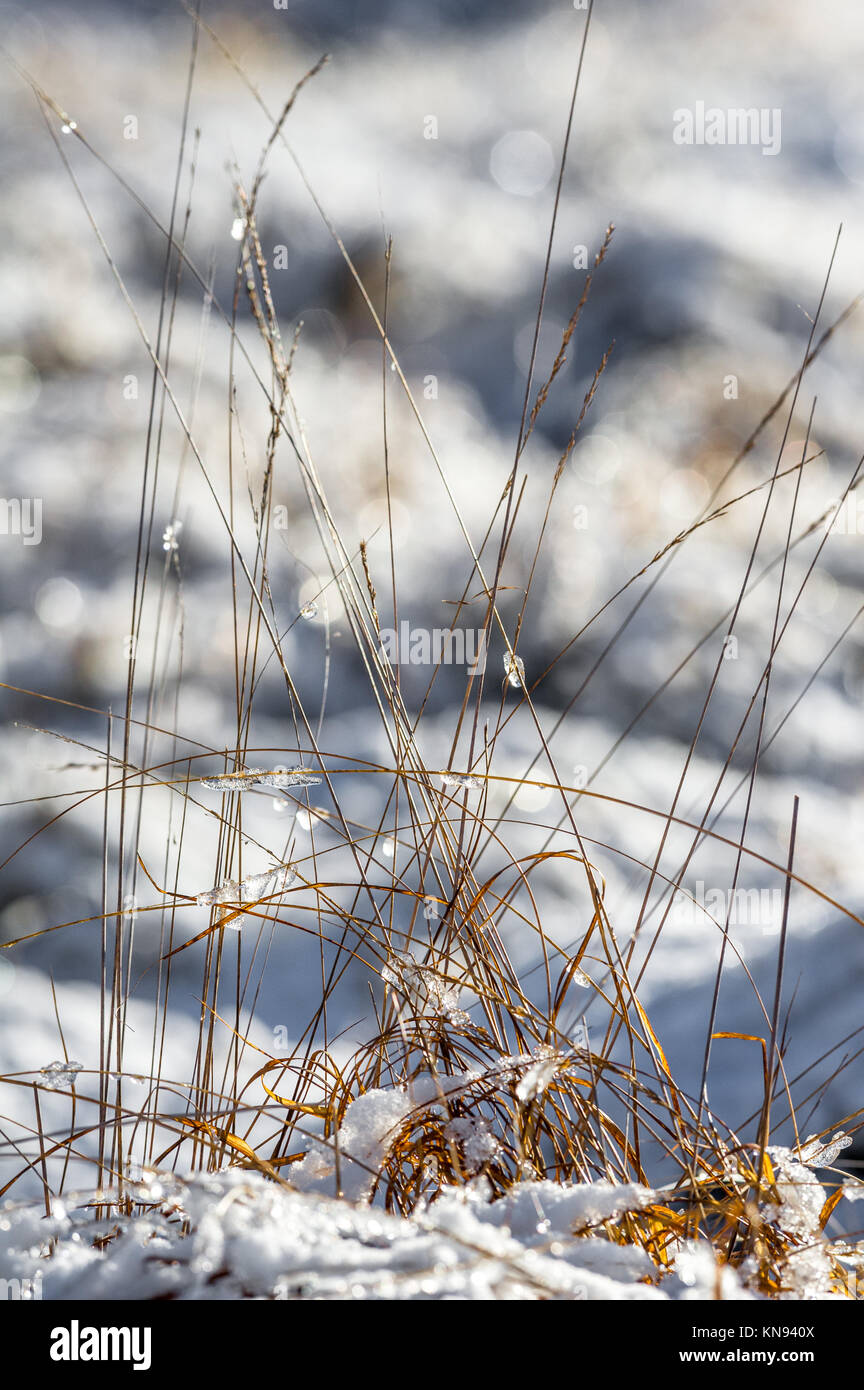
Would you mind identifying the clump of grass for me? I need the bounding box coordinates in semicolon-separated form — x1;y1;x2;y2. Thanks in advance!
2;8;863;1300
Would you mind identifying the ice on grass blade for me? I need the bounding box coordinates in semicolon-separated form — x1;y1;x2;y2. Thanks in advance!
259;768;323;788
230;216;246;241
161;520;182;552
797;1131;852;1167
422;895;441;921
199;772;260;791
197;863;296;912
197;880;242;909
40;1060;84;1090
239;863;297;902
383;950;468;1026
503;652;525;689
516;1045;564;1104
441;772;483;790
841;1182;864;1203
200;767;322;791
572;967;592;989
299;601;318;621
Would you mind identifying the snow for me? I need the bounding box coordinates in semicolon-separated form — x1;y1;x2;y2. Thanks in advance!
0;1166;721;1302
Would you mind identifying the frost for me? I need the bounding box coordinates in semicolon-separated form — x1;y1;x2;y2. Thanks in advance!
515;1045;563;1104
842;1181;864;1203
200;767;322;790
797;1131;852;1167
382;950;469;1027
40;1060;84;1090
444;1116;500;1175
503;652;525;689
441;773;483;790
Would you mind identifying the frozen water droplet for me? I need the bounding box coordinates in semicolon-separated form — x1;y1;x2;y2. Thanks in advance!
197;879;242;907
197;863;296;913
239;862;297;902
422;895;440;920
295;808;319;832
515;1045;562;1104
798;1131;852;1167
503;652;525;689
162;519;183;552
441;773;483;790
60;120;78;135
381;835;397;859
300;601;318;621
230;217;246;241
40;1060;84;1090
572;967;592;989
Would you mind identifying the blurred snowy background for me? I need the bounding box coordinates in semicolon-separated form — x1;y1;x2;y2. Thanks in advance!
1;0;864;1197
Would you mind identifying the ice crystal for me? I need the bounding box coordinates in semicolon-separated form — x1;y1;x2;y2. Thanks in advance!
797;1131;852;1167
197;863;296;910
441;773;483;790
383;950;466;1024
200;767;322;790
503;652;525;689
40;1060;84;1091
516;1045;563;1104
